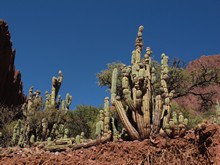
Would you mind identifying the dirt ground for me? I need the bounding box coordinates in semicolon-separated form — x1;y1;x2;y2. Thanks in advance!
0;124;219;165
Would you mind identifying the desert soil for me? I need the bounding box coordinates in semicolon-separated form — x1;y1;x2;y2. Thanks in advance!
0;124;219;165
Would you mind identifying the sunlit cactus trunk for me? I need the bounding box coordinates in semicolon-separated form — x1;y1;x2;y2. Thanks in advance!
51;70;63;106
111;25;174;140
111;68;118;104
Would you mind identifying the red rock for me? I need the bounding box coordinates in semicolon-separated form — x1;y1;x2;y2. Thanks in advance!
0;19;25;107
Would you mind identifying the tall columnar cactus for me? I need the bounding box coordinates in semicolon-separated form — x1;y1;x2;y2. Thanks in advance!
60;93;72;110
12;119;22;145
12;71;72;147
111;26;175;140
65;93;72;110
103;97;110;135
51;70;63;106
111;68;118;104
95;110;104;137
95;97;121;140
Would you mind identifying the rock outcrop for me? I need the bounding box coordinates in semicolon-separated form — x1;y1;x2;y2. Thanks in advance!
0;20;25;107
174;54;220;111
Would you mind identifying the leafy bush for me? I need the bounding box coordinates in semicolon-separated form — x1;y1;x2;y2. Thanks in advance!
66;105;101;139
0;104;22;147
0;104;22;129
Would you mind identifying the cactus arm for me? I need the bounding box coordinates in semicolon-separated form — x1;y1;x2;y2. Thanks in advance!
51;70;63;106
111;68;118;104
141;93;151;138
135;25;144;63
114;100;140;140
136;107;148;139
152;95;163;134
131;88;137;123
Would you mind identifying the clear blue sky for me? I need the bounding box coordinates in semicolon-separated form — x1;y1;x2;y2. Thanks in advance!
1;1;220;109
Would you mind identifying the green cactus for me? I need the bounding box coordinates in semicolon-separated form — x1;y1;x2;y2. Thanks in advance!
95;97;121;141
56;95;61;109
111;117;119;141
111;26;176;140
75;132;85;144
47;137;53;146
63;128;69;139
164;124;172;137
103;97;110;135
11;70;72;146
216;100;220;124
17;127;24;146
183;118;188;125
75;135;80;144
45;91;51;109
41;118;48;139
80;132;85;143
51;70;63;106
95;110;104;137
30;134;35;145
65;93;72;110
58;124;65;139
178;112;184;124
95;122;102;137
61;100;66;110
12;119;22;145
165;111;188;138
111;68;118;103
51;123;58;139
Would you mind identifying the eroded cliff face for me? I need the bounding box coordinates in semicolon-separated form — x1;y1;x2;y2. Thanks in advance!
0;20;25;107
174;54;220;111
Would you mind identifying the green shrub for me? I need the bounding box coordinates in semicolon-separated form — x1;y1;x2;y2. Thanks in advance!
66;105;101;139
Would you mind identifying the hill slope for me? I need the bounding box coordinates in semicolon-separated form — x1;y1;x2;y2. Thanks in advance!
174;54;220;111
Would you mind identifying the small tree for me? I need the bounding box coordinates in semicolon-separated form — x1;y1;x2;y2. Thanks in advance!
66;105;101;139
97;62;124;97
169;62;220;111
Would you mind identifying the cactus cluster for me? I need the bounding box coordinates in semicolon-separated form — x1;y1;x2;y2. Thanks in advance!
75;132;85;144
11;71;72;147
111;25;185;140
44;96;117;151
11;73;114;150
11;119;22;146
44;102;114;151
163;111;188;138
10;26;193;151
95;97;119;141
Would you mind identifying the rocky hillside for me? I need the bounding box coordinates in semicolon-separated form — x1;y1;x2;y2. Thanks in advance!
0;20;25;107
175;54;220;111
